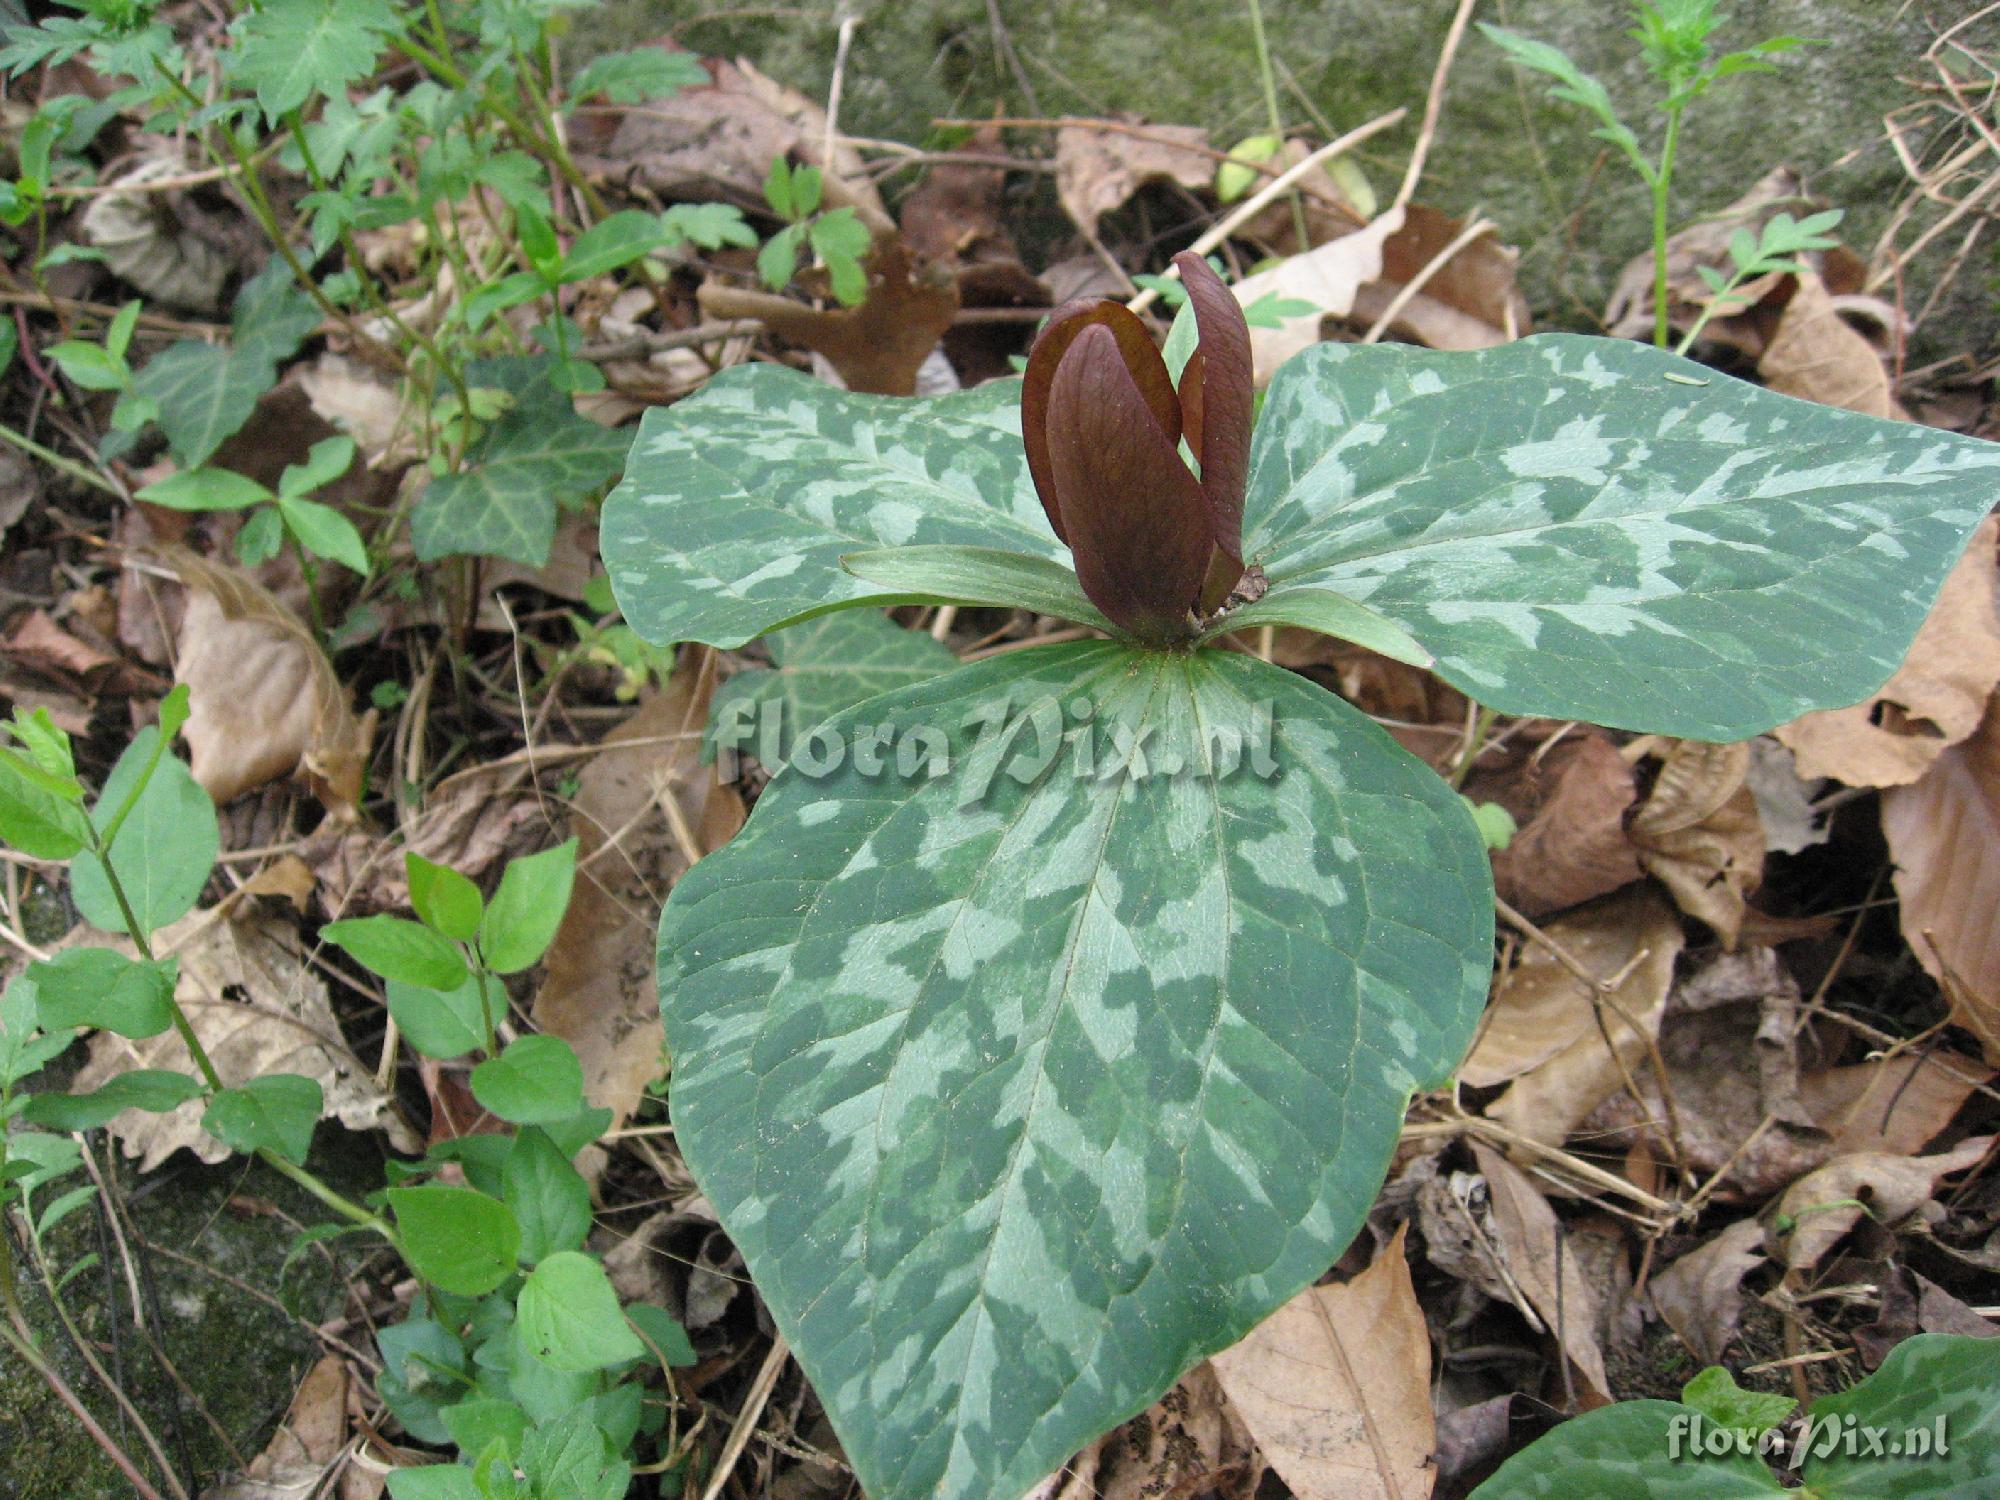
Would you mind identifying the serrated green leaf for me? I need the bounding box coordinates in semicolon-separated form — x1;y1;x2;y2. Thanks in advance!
1682;1366;1795;1437
323;915;468;991
1245;334;2000;738
23;1069;203;1130
516;1252;644;1372
659;639;1491;1500
389;1185;521;1296
71;727;218;936
478;839;576;975
470;1036;584;1125
660;201;755;250
756;221;805;290
1468;1400;1787;1498
203;1074;322;1163
567;46;707;107
29;949;178;1039
441;1396;528;1467
706;609;957;767
412;358;627;567
228;0;405;121
601;365;1067;648
518;1414;629;1499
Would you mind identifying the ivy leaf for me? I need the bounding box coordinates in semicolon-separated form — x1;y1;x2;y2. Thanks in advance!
1245;335;2000;739
602;364;1066;648
658;640;1491;1500
705;609;956;767
228;0;406;121
412;358;627;567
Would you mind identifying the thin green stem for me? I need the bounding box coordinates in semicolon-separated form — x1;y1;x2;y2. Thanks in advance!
1447;704;1499;791
0;421;123;497
1244;0;1310;251
1649;107;1684;349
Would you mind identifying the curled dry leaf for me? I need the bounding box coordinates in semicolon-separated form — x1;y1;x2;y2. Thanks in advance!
70;908;417;1171
1758;269;1907;420
533;649;745;1145
1778;515;2000;789
1743;736;1829;854
1771;1135;1993;1271
1468;1142;1611;1405
1475;885;1683;1149
306;765;543;918
1628;739;1764;948
1486;734;1644;918
79;154;235;314
207;1354;353;1500
1209;1222;1435;1500
1647;1218;1766;1366
162;547;373;818
1353;203;1531;352
1882;693;2000;1062
1054;120;1214;241
299;351;411;468
1232;208;1407;384
1854;1268;2000;1369
1800;1049;1996;1156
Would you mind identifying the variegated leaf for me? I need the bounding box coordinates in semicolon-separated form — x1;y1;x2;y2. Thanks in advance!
602;365;1065;648
660;640;1492;1500
1248;334;2000;738
704;608;957;767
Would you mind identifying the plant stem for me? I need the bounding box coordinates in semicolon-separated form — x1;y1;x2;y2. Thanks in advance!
0;421;123;497
0;1290;171;1500
1649;108;1684;349
1244;0;1311;251
1447;703;1498;790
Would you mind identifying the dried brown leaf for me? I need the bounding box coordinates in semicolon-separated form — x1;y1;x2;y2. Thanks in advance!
1800;1050;1995;1156
533;650;745;1144
1777;516;2000;788
1054;121;1213;241
1881;693;2000;1062
1629;739;1763;948
1352;203;1531;351
1210;1222;1436;1500
1759;269;1907;420
1477;886;1683;1148
1771;1135;1992;1270
209;1354;351;1499
1487;735;1644;918
1647;1218;1766;1366
162;547;373;817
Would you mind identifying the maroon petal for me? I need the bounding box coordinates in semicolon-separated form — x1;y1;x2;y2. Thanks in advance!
1023;298;1180;544
1173;250;1253;560
1046;323;1213;642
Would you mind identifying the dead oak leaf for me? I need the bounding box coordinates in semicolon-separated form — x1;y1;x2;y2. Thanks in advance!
1628;738;1764;948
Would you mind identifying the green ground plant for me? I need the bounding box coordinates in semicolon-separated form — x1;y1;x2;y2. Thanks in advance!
601;251;2000;1499
1481;0;1806;348
0;704;695;1496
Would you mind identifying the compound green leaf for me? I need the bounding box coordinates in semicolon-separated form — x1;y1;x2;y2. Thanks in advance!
1468;1401;1787;1498
1244;335;2000;738
659;640;1491;1500
1800;1334;1999;1497
71;727;218;937
705;609;957;768
412;358;628;567
516;1252;644;1372
203;1073;323;1164
602;364;1066;649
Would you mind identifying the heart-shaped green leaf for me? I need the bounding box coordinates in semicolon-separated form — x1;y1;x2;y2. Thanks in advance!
1245;334;2000;737
603;365;1067;649
660;640;1491;1499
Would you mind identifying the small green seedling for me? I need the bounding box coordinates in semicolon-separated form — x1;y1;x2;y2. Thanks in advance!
138;434;371;577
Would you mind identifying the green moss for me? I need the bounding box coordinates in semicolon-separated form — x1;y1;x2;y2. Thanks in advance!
572;0;1992;361
1;1128;387;1497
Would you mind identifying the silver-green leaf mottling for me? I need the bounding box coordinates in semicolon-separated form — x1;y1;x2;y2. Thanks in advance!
660;641;1492;1499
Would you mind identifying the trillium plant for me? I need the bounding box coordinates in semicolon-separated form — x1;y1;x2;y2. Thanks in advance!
601;252;2000;1500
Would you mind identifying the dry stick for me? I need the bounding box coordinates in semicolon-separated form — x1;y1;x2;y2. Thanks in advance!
1122;108;1409;317
0;1307;170;1500
1360;215;1499;344
699;1334;791;1500
1394;0;1481;212
823;15;860;172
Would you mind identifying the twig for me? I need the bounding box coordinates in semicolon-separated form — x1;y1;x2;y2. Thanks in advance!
698;1334;790;1500
1395;0;1481;211
1360;214;1498;344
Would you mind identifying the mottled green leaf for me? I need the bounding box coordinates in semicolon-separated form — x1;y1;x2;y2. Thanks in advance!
412;358;627;567
840;545;1116;633
1210;586;1433;667
1801;1334;1999;1497
71;727;218;937
602;365;1066;648
659;640;1491;1500
1245;335;2000;738
706;609;957;767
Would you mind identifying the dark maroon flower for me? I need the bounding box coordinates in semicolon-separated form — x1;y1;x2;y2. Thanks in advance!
1022;250;1252;643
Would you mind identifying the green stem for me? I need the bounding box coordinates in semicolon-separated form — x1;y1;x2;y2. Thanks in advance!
1244;0;1310;252
1649;107;1684;349
0;421;123;497
1447;704;1499;791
